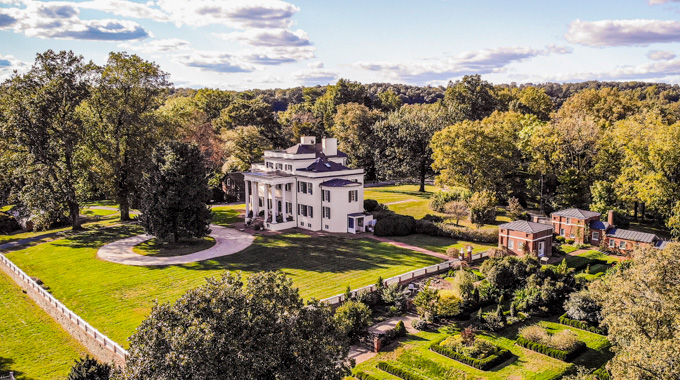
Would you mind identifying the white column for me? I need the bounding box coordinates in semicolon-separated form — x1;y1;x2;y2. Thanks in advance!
263;183;269;222
271;184;277;224
282;182;287;218
292;180;298;225
252;181;260;217
244;180;251;219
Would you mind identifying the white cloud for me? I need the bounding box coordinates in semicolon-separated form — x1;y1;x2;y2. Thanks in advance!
648;0;680;4
355;45;561;83
216;28;310;47
648;50;677;61
541;59;680;82
566;19;680;47
294;67;338;85
178;51;254;73
77;0;170;22
308;61;324;69
0;53;30;80
0;1;150;40
118;38;191;54
155;0;299;28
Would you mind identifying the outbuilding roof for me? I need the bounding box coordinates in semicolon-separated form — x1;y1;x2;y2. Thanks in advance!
606;228;658;243
552;208;601;219
320;178;361;187
498;220;553;234
589;220;611;231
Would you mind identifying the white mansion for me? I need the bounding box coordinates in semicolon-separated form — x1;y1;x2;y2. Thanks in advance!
243;136;373;233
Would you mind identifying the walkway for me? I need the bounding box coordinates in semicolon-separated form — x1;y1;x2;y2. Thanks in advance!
369;236;451;260
97;224;254;266
348;314;420;364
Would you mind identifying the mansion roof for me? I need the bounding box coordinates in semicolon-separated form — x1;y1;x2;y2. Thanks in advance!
297;157;350;173
284;143;348;158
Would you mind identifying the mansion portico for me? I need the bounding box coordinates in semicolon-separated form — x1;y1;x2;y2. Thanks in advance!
242;136;373;233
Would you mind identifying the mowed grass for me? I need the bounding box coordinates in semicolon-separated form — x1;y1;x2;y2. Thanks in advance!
211;204;244;226
133;236;216;257
354;320;611;380
0;270;87;380
389;234;496;255
5;226;442;347
0;218;119;246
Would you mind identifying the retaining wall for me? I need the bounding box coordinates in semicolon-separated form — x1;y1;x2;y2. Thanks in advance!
0;254;128;367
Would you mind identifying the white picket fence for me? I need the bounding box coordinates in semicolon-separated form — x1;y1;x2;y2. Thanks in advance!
0;254;129;361
0;372;15;380
322;250;488;306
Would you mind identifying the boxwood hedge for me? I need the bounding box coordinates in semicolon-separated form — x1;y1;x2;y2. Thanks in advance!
376;361;427;380
353;370;380;380
429;340;511;370
559;313;607;335
515;335;585;362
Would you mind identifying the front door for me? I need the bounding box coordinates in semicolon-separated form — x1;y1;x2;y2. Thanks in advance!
538;241;545;257
348;217;354;229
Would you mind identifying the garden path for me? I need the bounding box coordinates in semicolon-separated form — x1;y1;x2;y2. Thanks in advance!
369;236;451;260
96;224;254;266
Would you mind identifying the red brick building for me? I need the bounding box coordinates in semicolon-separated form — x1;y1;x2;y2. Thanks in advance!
550;208;601;244
498;220;553;257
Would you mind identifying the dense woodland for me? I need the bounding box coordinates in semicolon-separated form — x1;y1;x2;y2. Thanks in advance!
2;50;680;237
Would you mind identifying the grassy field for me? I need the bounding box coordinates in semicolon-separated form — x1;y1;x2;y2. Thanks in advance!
0;217;119;246
0;270;87;380
5;225;442;347
133;236;216;257
354;320;611;380
364;185;511;228
211;204;244;226
389;234;496;255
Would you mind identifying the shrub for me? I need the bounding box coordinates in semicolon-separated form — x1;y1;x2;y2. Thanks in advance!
437;290;462;318
468;191;498;228
592;366;611;380
430;188;472;213
430;338;511;371
364;199;380;212
334;300;371;341
414;286;439;321
414;220;498;243
564;289;603;326
556;236;566;243
565;238;575;244
550;330;579;352
374;215;416;236
353;371;380;380
559;314;607;335
517;325;585;361
377;362;428;380
394;320;407;337
451;269;477;303
67;356;111;380
421;214;444;223
411;318;428;331
480;256;540;292
381;283;408;312
519;325;550;345
515;335;585;362
0;212;20;234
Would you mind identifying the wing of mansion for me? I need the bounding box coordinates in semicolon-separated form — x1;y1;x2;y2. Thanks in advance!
242;136;373;234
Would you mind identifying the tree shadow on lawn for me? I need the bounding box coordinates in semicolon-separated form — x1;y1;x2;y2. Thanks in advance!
51;225;144;250
0;357;31;380
143;233;442;275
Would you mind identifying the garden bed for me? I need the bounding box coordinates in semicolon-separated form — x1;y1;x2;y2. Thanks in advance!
429;337;512;370
515;325;586;362
559;314;607;335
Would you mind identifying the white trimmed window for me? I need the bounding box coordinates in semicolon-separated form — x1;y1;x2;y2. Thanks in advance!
592;231;599;240
508;239;514;249
286;202;292;214
348;190;358;202
570;232;575;238
619;240;626;249
285;183;291;191
323;206;331;219
560;228;565;236
609;239;615;248
566;218;571;224
309;206;313;218
308;182;313;195
300;205;308;217
323;190;331;202
298;182;307;193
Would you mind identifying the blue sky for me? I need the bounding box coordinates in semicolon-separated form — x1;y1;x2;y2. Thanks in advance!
1;0;680;90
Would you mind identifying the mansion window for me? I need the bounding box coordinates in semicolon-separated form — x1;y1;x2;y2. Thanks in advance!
348;190;358;202
323;190;331;202
285;164;293;171
299;204;308;217
299;182;313;194
266;161;274;169
285;183;291;191
286;202;292;214
276;163;283;170
323;206;331;219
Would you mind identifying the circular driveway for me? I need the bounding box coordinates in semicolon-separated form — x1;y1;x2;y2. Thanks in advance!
97;224;254;266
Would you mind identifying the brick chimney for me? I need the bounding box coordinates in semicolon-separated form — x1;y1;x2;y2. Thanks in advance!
607;210;614;226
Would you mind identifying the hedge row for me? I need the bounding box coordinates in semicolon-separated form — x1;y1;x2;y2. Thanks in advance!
376;361;427;380
515;336;585;362
353;371;380;380
429;341;511;371
414;220;498;243
559;314;607;335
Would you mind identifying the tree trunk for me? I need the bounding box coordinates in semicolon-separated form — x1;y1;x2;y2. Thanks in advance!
641;202;646;221
69;201;82;230
419;161;426;192
634;201;638;221
119;197;131;221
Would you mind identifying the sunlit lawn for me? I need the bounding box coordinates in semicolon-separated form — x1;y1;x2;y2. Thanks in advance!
133;236;216;257
389;234;496;255
0;270;87;380
354;319;611;380
211;204;244;226
0;217;119;246
5;225;442;347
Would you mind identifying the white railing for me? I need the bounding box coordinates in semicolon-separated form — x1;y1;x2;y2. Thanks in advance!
0;372;14;380
321;250;489;306
0;254;129;361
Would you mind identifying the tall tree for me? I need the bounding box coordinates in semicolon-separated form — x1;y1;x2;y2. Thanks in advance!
0;50;91;230
193;88;233;122
122;271;348;380
82;52;170;221
373;103;448;192
139;142;212;242
214;96;284;147
444;74;497;122
222;126;272;172
331;103;383;180
591;244;680;379
313;79;372;131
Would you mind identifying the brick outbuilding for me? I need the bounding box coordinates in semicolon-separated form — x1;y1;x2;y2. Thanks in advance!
498;220;553;257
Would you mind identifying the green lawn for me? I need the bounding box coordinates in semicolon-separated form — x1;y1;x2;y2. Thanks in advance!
389;234;496;256
211;204;244;226
5;226;442;347
133;236;216;257
354;320;611;380
0;270;87;380
0;218;119;246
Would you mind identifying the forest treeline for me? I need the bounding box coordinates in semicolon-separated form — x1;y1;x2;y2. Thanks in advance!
2;50;680;236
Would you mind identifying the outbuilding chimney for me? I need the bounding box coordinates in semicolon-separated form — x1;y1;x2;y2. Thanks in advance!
322;137;337;156
607;210;614;226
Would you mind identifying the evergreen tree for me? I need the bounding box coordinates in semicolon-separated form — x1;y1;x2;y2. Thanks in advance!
67;356;111;380
139;142;212;242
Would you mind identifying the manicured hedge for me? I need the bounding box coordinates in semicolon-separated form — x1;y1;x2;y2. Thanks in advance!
414;220;498;243
376;361;427;380
429;341;511;370
374;215;416;236
559;313;607;335
515;336;585;362
593;366;611;380
353;371;380;380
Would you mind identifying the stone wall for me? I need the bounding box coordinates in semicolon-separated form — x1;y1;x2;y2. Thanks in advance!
0;255;127;367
